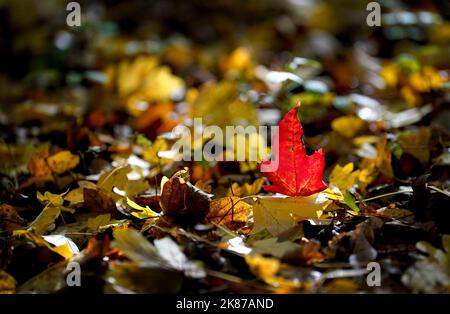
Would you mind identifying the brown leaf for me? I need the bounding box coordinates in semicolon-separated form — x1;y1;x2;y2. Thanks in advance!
207;196;252;229
160;171;210;224
27;148;53;184
83;188;117;216
0;204;27;232
281;239;325;266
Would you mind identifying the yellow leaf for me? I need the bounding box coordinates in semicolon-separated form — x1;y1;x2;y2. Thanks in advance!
37;191;64;207
375;136;394;179
225;131;271;163
140;66;185;103
13;230;76;259
401;86;420;106
245;254;279;281
0;270;16;294
207;197;252;228
49;243;74;260
194;180;212;194
219;47;253;77
227;178;264;198
323;278;359;293
252;193;331;235
245;254;299;290
352;135;378;146
46;150;80;174
142;138;172;165
42;235;79;259
329;163;360;193
189;81;258;128
331;115;365;138
116;56;159;96
126;197;160;220
87;214;111;231
98;164;131;194
27;206;61;235
380;63;399;88
64;187;84;203
360;136;394;183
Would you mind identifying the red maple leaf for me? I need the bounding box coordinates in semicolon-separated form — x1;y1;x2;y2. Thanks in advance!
259;104;327;196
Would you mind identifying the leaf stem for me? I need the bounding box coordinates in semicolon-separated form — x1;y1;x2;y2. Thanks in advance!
358;189;413;203
427;185;450;197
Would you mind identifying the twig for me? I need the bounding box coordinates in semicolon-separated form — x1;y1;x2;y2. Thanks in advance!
427;185;450;197
358;189;413;203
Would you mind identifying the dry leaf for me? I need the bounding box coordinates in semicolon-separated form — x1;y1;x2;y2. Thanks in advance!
46;150;80;174
331;115;365;138
207;196;252;229
0;270;16;294
252;193;331;236
0;204;27;232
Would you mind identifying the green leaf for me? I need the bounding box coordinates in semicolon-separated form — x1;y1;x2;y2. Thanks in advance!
344;191;359;213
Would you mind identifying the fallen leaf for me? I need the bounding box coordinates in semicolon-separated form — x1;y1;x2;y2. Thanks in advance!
331;115;365;138
207;196;252;229
97;165;131;195
135;103;180;140
281;238;325;266
0;270;16;294
160;170;210;224
13;230;75;259
227;178;265;197
104;261;183;294
397;127;431;164
46;150;80;174
154;237;205;278
329;162;360;193
259;104;327;196
0;204;27;232
17;261;68;294
126;197;160;220
344;191;360;213
251;238;300;258
252;193;331;235
27;206;61;235
83;187;117;215
189;80;258;128
245;254;299;290
87;214;111;232
37;191;64;207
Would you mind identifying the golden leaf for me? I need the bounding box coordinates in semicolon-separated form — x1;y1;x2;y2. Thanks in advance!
245;254;299;290
0;270;17;294
13;230;76;259
126;197;160;220
189;80;258;128
329;163;360;193
219;47;253;77
207;196;252;229
46;150;80;174
87;214;111;232
27;206;61;235
37;191;64;207
252;193;331;236
227;178;264;198
142;138;172;166
331;115;365;138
